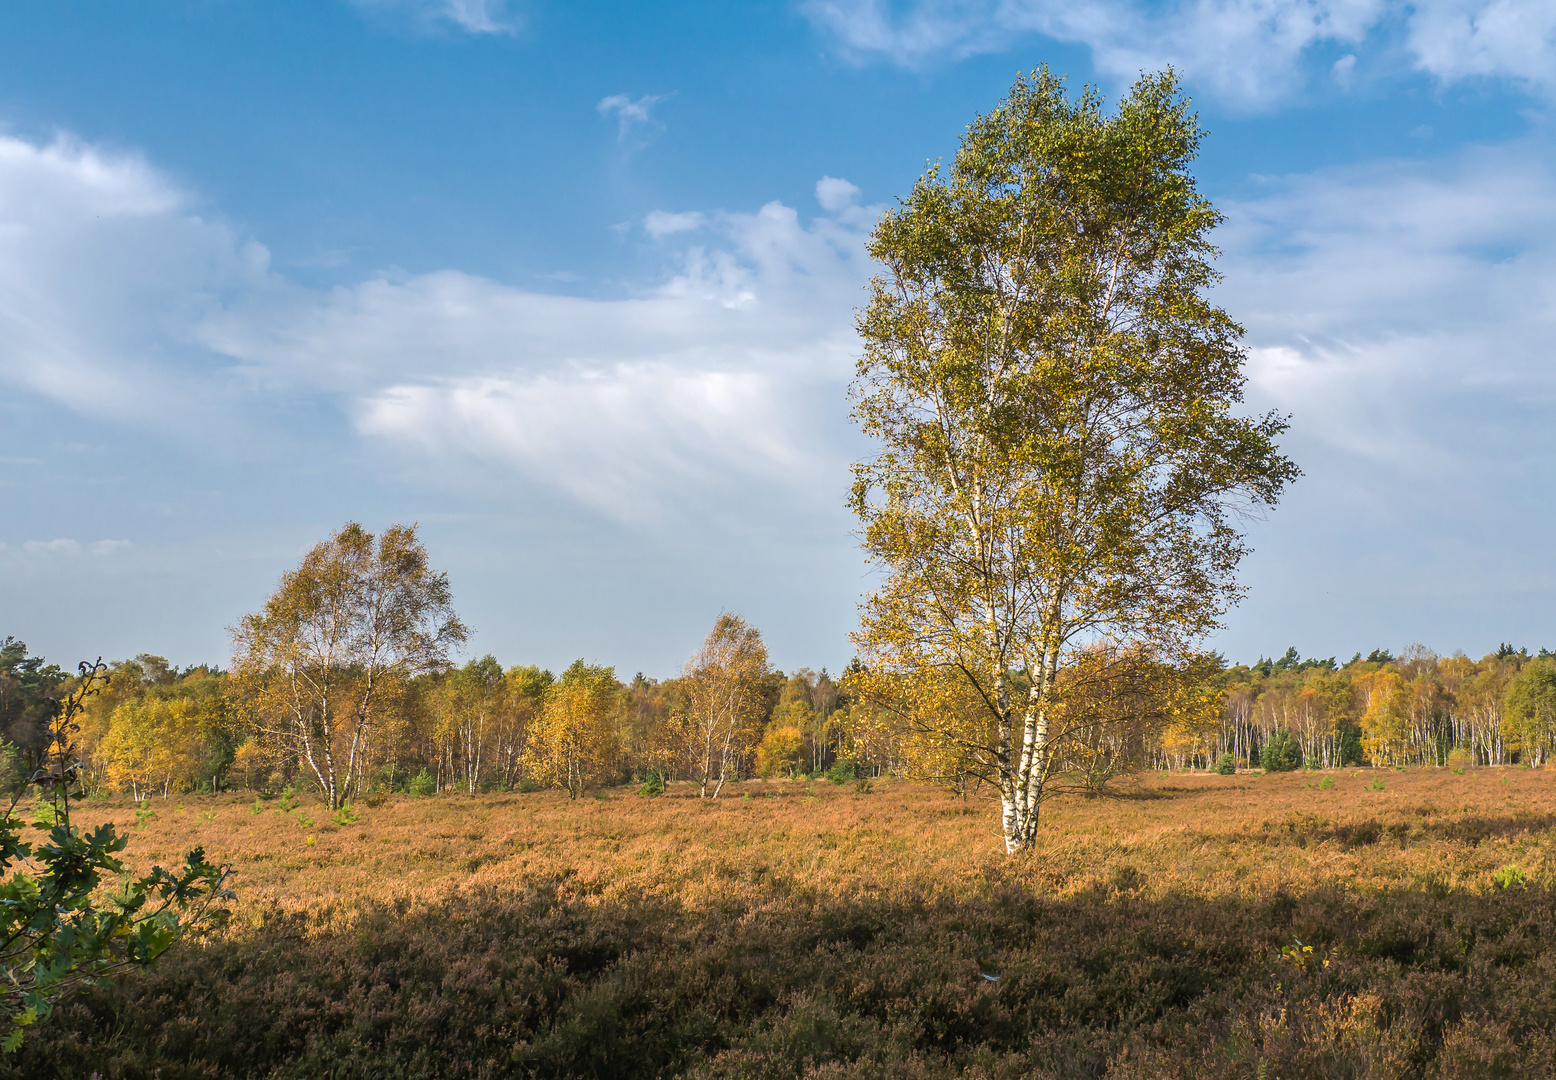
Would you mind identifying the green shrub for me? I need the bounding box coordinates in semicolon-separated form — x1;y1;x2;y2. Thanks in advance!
1213;752;1236;775
1318;776;1335;790
825;758;859;785
1259;730;1302;772
1493;864;1526;890
0;660;228;1052
406;769;436;798
637;769;665;798
330;804;360;827
1365;777;1386;792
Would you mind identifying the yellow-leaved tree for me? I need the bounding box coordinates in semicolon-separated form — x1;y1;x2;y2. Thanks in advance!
681;614;770;798
847;69;1297;852
1357;668;1409;766
230;523;467;809
526;661;621;798
99;697;203;799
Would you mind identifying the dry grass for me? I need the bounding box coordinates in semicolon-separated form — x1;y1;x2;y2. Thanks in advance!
12;767;1556;1079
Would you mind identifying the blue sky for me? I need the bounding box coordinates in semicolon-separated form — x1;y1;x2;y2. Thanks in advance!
1;0;1553;676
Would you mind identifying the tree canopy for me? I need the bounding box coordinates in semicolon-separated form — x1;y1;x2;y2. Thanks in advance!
230;523;468;809
848;68;1298;852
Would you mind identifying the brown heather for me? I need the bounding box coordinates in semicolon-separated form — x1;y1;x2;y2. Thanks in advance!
11;767;1556;1078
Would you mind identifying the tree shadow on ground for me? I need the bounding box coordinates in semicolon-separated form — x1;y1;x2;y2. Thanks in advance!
8;863;1555;1080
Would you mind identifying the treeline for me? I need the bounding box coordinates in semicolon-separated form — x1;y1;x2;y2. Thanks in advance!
0;635;848;799
1165;645;1556;772
6;631;1555;801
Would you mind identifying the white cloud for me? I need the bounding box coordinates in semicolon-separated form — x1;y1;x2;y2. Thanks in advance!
13;538;131;556
597;93;671;142
357;367;808;520
1406;0;1556;87
644;210;705;238
816;176;862;212
0;133;265;423
802;0;1556;105
1216;138;1556;473
197;198;876;518
22;539;81;555
0;128;882;524
349;0;521;35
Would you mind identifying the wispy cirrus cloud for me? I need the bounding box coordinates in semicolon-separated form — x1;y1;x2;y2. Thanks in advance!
16;539;131;556
200;197;877;520
802;0;1556;107
0;128;879;525
6;121;1556;552
597;92;672;145
1207;133;1556;635
0;133;266;425
349;0;521;36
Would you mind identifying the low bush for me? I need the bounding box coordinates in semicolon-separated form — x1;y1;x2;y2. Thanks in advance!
1260;730;1303;772
825;758;860;784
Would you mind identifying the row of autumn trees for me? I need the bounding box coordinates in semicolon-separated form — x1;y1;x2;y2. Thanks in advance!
0;529;850;804
1192;645;1556;772
7;608;1553;805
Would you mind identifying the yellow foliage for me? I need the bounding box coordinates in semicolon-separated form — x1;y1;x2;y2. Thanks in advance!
525;662;621;798
1358;670;1410;766
99;698;203;798
755;725;805;779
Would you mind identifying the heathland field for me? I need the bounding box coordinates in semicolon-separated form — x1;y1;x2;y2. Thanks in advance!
13;769;1556;1079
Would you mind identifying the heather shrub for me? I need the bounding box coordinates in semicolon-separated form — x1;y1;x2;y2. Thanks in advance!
16;768;1556;1077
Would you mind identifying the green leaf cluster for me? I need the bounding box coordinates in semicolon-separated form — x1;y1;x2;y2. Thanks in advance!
0;661;230;1050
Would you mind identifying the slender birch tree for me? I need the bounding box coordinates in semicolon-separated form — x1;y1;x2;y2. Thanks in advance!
683;614;770;798
230;523;467;809
848;68;1297;852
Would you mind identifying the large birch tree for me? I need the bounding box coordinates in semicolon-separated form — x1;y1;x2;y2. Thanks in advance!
848;68;1297;853
230;523;467;809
